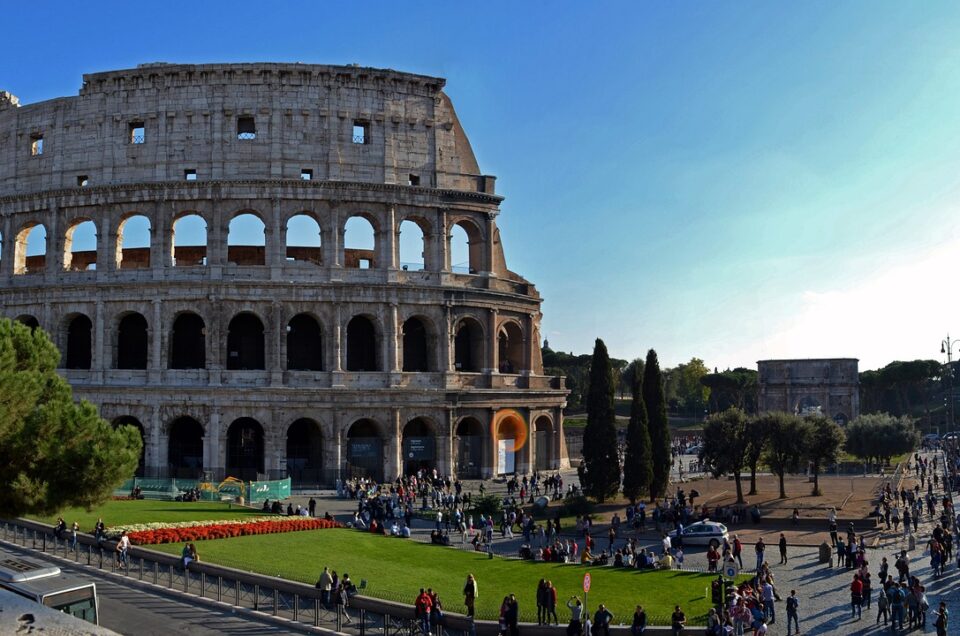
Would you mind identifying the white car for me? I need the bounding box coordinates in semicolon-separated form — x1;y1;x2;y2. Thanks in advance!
668;520;728;548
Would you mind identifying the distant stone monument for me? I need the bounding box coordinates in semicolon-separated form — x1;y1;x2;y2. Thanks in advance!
757;359;859;425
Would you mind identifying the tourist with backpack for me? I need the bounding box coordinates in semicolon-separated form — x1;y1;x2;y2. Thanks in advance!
785;589;800;635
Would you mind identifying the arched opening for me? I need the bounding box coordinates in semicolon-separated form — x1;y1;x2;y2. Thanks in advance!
346;419;383;482
15;223;47;274
226;417;264;480
498;322;524;373
346;315;379;371
286;419;323;486
402;418;436;475
398;219;426;271
344;216;376;269
65;314;93;369
496;414;525;475
171;213;207;267
117;214;152;269
402;317;430;372
534;416;553;471
833;413;849;426
168;416;204;479
170;313;206;369
228;213;266;266
456;418;484;479
796;396;822;416
227;313;265;370
113;416;146;477
116;312;149;369
63;219;97;271
449;220;483;274
15;315;40;331
285;214;322;265
454;318;484;372
287;314;323;371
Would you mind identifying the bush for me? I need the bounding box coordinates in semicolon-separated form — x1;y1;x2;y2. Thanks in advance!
559;495;595;518
467;494;503;518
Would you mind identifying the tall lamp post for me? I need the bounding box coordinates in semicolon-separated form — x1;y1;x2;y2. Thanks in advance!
941;335;957;433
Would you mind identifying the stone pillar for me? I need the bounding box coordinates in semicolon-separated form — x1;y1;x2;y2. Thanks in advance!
150;299;163;383
270;301;283;385
0;213;12;279
439;210;450;272
441;305;453;372
486;308;498;373
47;205;61;276
94;300;105;379
387;408;402;480
524;313;535;373
385;205;397;271
387;303;400;373
152;202;167;277
487;408;498;478
269;197;284;277
331;305;344;387
334;425;343;481
207;410;222;480
327;205;342;269
97;216;113;277
208;203;224;278
151;406;166;478
484;214;495;275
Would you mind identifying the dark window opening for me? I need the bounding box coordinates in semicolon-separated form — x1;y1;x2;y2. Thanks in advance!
184;169;197;181
16;315;40;331
117;313;148;369
346;419;383;482
30;134;43;156
226;418;264;480
129;123;145;144
170;313;206;369
301;169;313;181
237;116;257;140
168;417;204;479
352;121;368;144
77;175;88;187
346;316;379;371
408;174;420;186
498;322;524;373
65;314;93;370
287;419;323;485
454;320;483;372
227;313;265;370
402;418;435;475
402;317;429;372
287;314;323;371
113;416;146;477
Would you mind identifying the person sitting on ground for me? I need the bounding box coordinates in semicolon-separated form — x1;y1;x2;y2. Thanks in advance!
658;551;674;570
262;499;271;512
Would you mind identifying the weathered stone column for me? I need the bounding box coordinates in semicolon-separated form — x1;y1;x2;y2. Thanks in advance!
94;300;105;377
151;406;165;478
387;408;402;480
387;303;400;373
486;308;498;373
150;299;162;382
0;213;12;279
484;214;495;275
206;410;222;480
385;205;397;271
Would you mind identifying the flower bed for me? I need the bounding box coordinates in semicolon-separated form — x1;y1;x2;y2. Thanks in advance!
119;517;340;545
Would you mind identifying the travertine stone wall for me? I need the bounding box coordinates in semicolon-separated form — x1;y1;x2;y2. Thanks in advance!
757;358;859;425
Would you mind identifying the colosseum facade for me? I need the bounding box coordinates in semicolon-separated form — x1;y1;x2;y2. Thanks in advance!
0;63;568;485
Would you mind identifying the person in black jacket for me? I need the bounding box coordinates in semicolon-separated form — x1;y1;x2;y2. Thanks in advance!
504;594;519;636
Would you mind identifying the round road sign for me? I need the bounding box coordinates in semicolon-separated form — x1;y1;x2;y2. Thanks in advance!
724;562;738;578
583;572;591;593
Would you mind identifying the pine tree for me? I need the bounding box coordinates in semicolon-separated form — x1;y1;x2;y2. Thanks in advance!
581;338;621;502
622;365;653;502
643;348;672;499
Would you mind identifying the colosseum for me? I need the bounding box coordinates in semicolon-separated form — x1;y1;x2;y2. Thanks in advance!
0;62;568;485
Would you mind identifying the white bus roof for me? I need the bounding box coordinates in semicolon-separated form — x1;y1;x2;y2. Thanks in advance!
0;556;61;583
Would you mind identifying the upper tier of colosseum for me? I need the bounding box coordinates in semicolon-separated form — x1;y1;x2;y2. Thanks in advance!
0;62;494;198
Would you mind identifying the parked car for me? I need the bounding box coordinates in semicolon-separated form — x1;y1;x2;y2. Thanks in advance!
668;520;728;549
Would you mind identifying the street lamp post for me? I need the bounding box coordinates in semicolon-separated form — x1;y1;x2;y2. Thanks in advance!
941;335;957;433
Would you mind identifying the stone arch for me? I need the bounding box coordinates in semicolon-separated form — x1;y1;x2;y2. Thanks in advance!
534;415;554;471
226;312;266;370
168;416;204;478
455;417;484;479
398;218;428;271
14;222;46;275
113;416;146;477
171;212;208;267
170;312;206;369
64;313;93;369
454;316;484;372
286;418;324;486
285;213;323;265
343;214;377;269
287;313;323;371
346;314;380;372
498;320;524;373
795;395;822;416
345;418;384;481
402;315;431;372
495;412;527;476
226;417;265;480
116;311;149;369
116;213;152;270
402;417;438;475
63;218;98;271
15;315;40;330
227;211;266;266
448;218;484;274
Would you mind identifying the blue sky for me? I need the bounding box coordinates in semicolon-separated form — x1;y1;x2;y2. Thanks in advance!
5;1;960;371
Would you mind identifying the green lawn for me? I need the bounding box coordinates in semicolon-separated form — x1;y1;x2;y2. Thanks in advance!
152;529;719;626
29;500;263;532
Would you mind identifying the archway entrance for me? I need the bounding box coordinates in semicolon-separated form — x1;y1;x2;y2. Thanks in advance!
168;417;203;479
456;418;483;479
346;419;383;482
534;416;553;470
226;418;264;480
402;418;436;475
287;419;324;486
454;318;483;372
495;412;527;476
113;416;146;477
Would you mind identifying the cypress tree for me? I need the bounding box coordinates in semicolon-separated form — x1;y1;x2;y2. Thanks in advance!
643;348;672;499
622;364;653;502
581;338;621;502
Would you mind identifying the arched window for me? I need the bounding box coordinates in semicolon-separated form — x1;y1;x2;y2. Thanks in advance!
65;314;93;369
402;418;436;475
15;315;40;331
534;416;553;471
346;315;379;371
449;220;483;274
15;223;47;275
287;314;323;371
64;219;97;271
168;416;204;478
402;317;430;372
285;214;322;265
117;313;149;369
344;216;376;269
398;219;426;271
170;313;206;369
226;418;264;480
227;313;265;370
346;419;382;482
172;213;207;267
286;419;323;486
498;322;524;373
228;213;266;266
117;214;152;269
456;418;484;479
113;416;146;477
454;318;484;372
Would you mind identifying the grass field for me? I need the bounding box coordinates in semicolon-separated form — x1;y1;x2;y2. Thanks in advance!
152;528;719;625
30;500;263;531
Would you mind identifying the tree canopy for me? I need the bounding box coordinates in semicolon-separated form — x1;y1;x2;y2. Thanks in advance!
643;349;671;499
622;369;653;502
699;408;749;503
759;412;810;499
580;338;621;502
845;413;920;466
701;368;758;414
804;415;845;496
0;318;142;517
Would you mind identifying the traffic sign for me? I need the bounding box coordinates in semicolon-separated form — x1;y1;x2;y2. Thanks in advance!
583;572;591;593
723;562;739;578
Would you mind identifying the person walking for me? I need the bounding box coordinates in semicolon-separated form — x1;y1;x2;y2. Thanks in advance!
546;581;559;625
415;588;433;636
755;537;766;572
463;573;478;618
733;535;743;568
785;589;799;636
876;586;889;626
761;578;775;624
778;534;788;564
850;574;863;620
934;601;949;636
537;579;547;625
504;594;519;636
